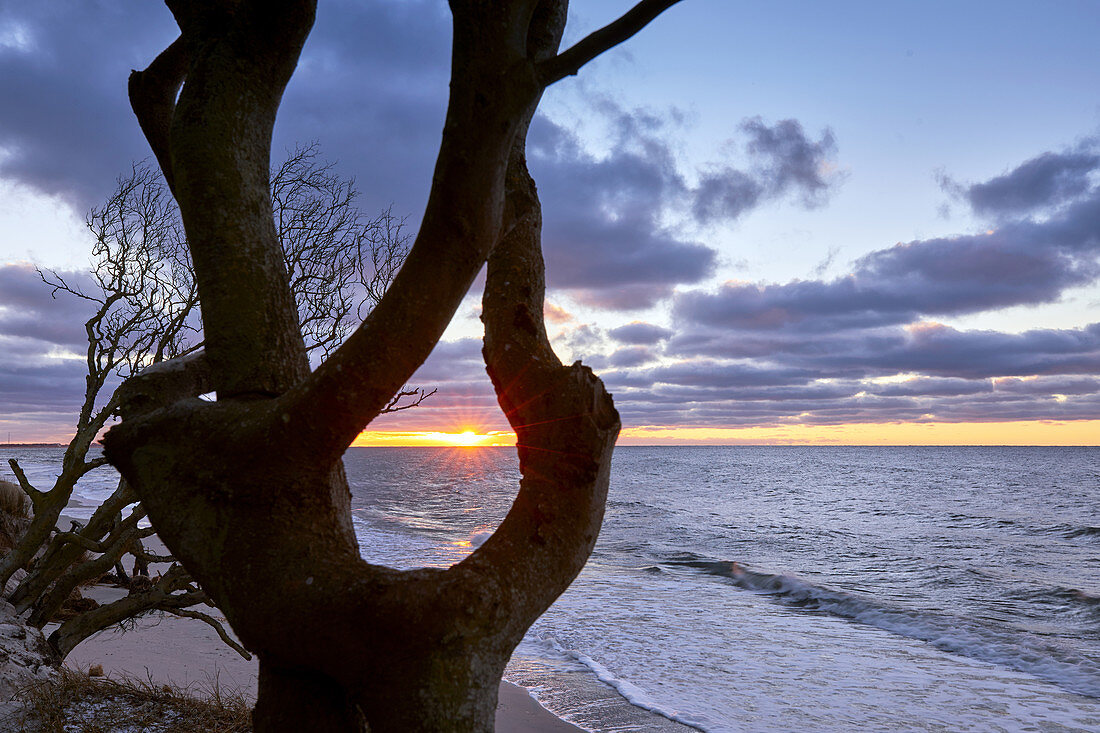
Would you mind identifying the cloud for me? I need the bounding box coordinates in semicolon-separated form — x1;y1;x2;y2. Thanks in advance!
944;144;1100;218
741;117;837;203
607;346;657;368
675;182;1100;334
543;301;574;325
529;111;715;309
0;3;176;210
1;5;840;316
2;6;1097;437
607;321;673;345
0;263;106;439
692;118;838;222
0;1;451;221
531;108;841;310
595;333;1100;428
633;138;1100;428
0;262;93;348
671;138;1100;341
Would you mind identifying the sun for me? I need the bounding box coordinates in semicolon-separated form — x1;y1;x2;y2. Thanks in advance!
450;430;483;447
352;428;516;447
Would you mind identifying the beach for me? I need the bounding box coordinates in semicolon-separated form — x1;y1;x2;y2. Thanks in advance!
50;523;583;733
66;584;581;732
9;445;1099;731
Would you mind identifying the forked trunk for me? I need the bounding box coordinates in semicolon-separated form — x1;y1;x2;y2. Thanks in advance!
108;2;681;730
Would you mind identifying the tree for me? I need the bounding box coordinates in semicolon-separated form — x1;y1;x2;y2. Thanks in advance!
104;2;683;730
0;146;419;661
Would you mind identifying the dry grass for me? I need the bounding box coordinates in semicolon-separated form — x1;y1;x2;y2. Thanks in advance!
0;478;30;518
14;667;252;732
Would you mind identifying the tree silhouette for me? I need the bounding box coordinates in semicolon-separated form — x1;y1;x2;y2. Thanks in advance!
105;1;683;730
1;148;419;662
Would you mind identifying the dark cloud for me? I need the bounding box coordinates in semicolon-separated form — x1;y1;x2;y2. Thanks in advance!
531;109;840;310
627;139;1100;429
0;2;175;210
853;322;1100;380
670;321;1100;380
594;339;1100;428
530;111;715;309
0;1;451;220
607;321;673;345
607;346;657;368
676;138;1100;341
2;5;1097;437
692;118;837;222
0;263;107;440
0;263;93;348
691;169;763;222
2;4;838;315
643;360;820;389
0;358;87;413
276;0;452;217
675;185;1100;334
947;145;1100;218
403;337;484;385
741;117;837;203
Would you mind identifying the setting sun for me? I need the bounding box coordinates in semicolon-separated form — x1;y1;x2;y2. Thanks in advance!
450;430;482;447
352;429;515;447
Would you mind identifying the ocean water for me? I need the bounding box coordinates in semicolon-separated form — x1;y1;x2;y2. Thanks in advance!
5;445;1099;731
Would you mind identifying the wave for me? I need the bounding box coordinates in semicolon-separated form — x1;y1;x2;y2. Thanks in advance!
942;513;1100;543
1014;585;1100;607
1064;525;1100;540
662;553;1100;699
1009;586;1100;628
534;635;712;732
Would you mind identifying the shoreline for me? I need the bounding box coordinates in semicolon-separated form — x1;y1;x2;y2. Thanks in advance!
66;589;582;732
51;519;583;731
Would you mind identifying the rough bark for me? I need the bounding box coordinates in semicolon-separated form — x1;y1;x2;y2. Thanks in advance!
104;1;680;730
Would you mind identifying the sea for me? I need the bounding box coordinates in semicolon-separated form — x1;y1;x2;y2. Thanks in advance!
5;444;1099;732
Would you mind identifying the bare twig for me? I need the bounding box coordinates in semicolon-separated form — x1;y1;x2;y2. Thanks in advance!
380;387;436;414
538;0;685;86
164;608;253;660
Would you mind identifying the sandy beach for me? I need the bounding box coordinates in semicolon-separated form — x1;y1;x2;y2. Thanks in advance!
38;518;582;731
64;583;581;732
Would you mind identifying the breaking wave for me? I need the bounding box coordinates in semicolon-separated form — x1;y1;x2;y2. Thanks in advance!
663;552;1100;699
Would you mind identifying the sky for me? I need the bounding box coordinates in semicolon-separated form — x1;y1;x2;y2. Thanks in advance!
1;1;1099;446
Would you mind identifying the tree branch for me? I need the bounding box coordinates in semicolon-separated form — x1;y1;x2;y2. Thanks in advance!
5;479;137;609
82;456;112;473
537;0;685;86
48;531;107;554
114;351;213;420
453;103;620;634
26;507;149;626
164;608;252;660
6;459;44;505
128;36;190;195
46;584;208;660
379;387;436;415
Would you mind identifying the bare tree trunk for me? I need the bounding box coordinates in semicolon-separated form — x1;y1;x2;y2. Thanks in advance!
252;662;365;731
105;1;681;729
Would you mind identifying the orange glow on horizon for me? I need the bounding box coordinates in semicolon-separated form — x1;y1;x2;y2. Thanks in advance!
351;420;1099;446
616;420;1100;446
353;429;515;447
